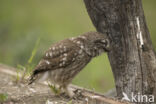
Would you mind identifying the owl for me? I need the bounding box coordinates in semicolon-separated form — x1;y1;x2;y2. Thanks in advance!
28;31;110;97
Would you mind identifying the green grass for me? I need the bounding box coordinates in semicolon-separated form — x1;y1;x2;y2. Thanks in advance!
15;38;40;82
48;83;60;95
0;93;8;102
0;0;155;93
67;100;73;104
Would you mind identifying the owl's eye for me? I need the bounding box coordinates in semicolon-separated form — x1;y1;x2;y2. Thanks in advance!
95;39;108;46
100;39;108;45
94;39;110;52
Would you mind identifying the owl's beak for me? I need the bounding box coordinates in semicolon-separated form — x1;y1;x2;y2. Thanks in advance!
103;39;111;52
104;46;111;52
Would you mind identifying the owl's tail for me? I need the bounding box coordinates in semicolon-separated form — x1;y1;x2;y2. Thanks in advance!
28;73;36;85
28;69;49;85
28;69;40;85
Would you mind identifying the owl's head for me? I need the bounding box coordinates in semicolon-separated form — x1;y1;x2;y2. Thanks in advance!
83;31;110;57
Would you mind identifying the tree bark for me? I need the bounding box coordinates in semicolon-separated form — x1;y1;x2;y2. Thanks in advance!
83;0;156;103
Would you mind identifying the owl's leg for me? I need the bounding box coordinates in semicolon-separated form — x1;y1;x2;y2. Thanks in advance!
62;85;74;98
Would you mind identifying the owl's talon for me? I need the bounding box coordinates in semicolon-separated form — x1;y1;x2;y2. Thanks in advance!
74;89;82;95
69;89;84;100
67;90;75;98
59;92;68;97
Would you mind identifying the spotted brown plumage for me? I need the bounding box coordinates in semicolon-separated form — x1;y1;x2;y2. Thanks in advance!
28;31;110;97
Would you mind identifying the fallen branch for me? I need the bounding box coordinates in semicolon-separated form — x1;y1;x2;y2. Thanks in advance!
0;64;130;104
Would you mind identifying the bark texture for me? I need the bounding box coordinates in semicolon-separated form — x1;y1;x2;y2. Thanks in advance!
83;0;156;102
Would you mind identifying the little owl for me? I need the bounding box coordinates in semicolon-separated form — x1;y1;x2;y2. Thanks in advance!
28;31;110;97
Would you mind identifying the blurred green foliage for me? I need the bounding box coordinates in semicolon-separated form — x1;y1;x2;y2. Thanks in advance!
0;93;8;102
0;0;155;93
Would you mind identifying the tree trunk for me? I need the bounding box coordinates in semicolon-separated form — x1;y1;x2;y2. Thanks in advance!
83;0;156;103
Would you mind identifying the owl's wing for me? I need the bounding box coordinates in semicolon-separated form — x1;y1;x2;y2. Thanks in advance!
32;39;80;75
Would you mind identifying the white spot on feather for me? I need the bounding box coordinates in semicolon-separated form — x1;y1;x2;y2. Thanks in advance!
101;40;106;43
81;36;87;40
70;37;75;40
45;60;50;65
62;61;65;65
49;52;53;57
59;63;63;67
63;46;67;51
62;57;67;61
64;53;67;56
77;41;81;44
52;47;55;50
80;45;84;49
46;53;49;57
